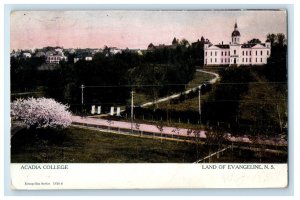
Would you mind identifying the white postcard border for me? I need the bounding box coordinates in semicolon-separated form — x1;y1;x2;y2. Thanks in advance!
3;2;295;196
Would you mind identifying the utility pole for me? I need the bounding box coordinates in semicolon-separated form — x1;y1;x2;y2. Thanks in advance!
81;84;85;115
198;85;202;125
131;89;134;134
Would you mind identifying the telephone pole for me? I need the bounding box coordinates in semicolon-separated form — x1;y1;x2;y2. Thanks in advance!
81;84;85;115
131;90;134;134
198;85;202;125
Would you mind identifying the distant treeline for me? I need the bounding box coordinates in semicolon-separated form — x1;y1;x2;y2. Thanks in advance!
11;37;206;107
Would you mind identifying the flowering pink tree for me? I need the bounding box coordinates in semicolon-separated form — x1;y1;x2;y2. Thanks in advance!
11;97;72;129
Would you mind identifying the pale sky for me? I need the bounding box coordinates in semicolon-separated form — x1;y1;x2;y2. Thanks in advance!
10;10;287;50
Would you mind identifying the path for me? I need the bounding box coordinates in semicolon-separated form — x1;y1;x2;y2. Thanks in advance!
71;115;287;147
94;68;219;115
140;69;220;107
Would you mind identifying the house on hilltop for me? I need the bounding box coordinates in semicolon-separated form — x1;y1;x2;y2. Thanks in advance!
204;22;271;66
46;48;67;64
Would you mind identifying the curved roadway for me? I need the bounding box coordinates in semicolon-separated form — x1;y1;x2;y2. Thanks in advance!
72;69;287;147
141;69;220;107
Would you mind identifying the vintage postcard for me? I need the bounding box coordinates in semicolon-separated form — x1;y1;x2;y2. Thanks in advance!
10;9;288;189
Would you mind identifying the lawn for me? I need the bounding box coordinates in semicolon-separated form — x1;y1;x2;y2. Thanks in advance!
11;126;207;163
154;92;211;112
11;126;287;163
186;70;215;89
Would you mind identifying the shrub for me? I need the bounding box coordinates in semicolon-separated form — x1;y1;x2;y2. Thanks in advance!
11;97;72;129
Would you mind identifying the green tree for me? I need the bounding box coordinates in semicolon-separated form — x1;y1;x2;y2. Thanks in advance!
276;33;286;46
267;33;276;46
247;38;261;44
172;37;179;45
238;75;287;135
179;38;190;47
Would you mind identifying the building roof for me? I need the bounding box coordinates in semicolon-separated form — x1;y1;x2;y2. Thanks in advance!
232;22;241;37
250;43;269;49
215;44;230;49
241;43;256;48
231;30;241;37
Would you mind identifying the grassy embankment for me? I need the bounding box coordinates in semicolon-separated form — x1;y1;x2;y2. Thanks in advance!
11;126;287;163
11;127;205;163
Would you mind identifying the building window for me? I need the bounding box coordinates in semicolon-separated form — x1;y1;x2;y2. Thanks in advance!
242;58;244;62
250;51;251;56
211;58;212;63
234;50;236;54
215;51;217;56
205;52;207;56
246;51;248;56
221;59;223;63
211;52;212;56
228;51;230;56
267;50;269;55
242;51;244;56
256;58;257;62
261;50;263;55
250;58;251;62
256;51;257;56
261;58;263;62
225;52;227;56
215;58;217;63
246;58;248;62
221;51;223;56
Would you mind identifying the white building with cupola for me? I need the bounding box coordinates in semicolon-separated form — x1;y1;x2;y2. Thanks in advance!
204;22;271;66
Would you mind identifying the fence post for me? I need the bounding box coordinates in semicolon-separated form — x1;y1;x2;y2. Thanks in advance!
116;107;121;116
110;107;114;116
91;105;95;114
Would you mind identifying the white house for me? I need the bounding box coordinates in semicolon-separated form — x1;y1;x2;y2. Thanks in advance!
54;47;63;53
110;47;122;55
46;54;67;64
85;56;93;61
74;54;93;63
46;52;67;64
204;22;271;66
23;52;32;58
